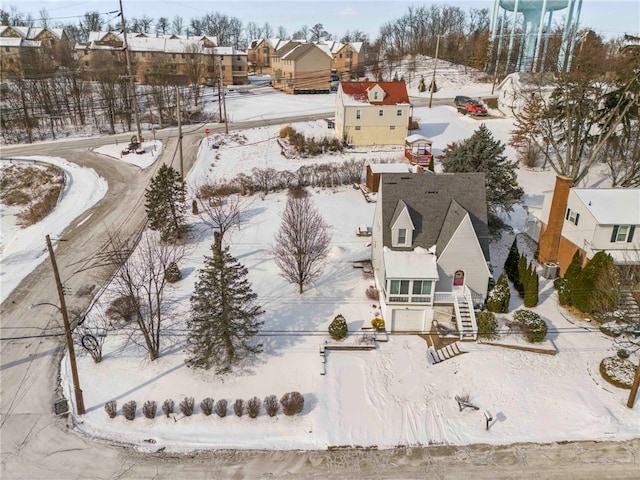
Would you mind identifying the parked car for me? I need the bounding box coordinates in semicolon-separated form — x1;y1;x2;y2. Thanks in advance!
454;95;474;107
464;101;488;116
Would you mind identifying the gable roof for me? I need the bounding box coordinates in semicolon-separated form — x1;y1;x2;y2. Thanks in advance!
378;173;490;261
282;43;329;61
572;188;640;224
339;81;410;106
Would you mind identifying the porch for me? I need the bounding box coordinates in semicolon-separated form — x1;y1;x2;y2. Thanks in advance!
404;134;433;167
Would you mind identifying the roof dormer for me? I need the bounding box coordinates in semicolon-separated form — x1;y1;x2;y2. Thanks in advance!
367;84;386;103
390;200;415;248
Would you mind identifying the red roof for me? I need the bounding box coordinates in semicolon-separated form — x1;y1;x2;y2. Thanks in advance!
339;81;410;105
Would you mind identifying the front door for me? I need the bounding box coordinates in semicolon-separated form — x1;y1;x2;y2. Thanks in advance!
453;270;465;294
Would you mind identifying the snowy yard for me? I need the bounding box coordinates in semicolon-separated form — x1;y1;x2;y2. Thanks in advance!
2;77;637;452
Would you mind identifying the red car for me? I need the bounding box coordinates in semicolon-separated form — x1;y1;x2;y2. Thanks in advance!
464;101;488;116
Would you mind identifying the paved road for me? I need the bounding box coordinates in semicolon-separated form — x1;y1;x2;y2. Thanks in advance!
1;112;638;480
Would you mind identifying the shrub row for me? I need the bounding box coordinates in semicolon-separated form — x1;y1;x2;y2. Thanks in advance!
104;392;304;420
199;160;365;197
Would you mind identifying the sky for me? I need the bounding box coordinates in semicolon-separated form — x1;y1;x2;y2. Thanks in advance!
10;0;640;41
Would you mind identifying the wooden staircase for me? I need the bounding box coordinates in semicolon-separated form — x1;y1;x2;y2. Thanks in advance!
457;297;476;341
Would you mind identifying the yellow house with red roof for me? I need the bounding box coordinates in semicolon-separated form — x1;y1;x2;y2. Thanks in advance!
335;81;411;146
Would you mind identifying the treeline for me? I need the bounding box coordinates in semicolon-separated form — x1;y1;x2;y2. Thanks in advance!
0;48;207;144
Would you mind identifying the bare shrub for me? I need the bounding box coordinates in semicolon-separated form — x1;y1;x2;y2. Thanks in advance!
366;286;379;300
288;184;307;198
200;397;214;416
263;395;279;417
215;399;228;418
122;400;137;421
233;398;244;417
105;295;136;325
247;396;261;418
162;399;174;417
279;125;294;138
104;400;117;418
281;391;305;416
142;400;157;419
179;397;195;416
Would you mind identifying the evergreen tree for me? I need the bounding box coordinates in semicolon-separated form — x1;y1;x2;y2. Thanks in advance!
571;252;618;315
504;238;520;284
564;250;583;281
144;164;187;242
186;240;264;373
524;270;539;307
487;272;510;313
441;124;524;228
516;255;527;297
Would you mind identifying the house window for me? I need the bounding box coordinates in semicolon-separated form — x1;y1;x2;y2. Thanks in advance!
172;53;176;58
355;126;361;130
611;225;636;243
4;47;9;52
412;280;432;303
339;53;343;58
397;109;402;116
374;91;379;100
356;110;361;119
565;208;579;225
141;52;146;57
389;280;410;302
237;55;241;60
390;126;395;130
346;52;352;58
379;109;383;116
398;228;407;244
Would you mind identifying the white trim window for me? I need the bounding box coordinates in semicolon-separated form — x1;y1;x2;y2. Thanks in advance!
356;109;361;119
397;228;407;245
378;109;384;116
565;208;579;225
611;225;636;243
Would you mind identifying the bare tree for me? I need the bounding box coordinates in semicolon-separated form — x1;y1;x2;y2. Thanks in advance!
74;305;111;363
273;192;331;294
194;183;245;243
105;231;187;360
277;25;287;39
171;15;184;35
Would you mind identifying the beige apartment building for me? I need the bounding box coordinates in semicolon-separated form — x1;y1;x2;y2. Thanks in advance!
271;42;331;94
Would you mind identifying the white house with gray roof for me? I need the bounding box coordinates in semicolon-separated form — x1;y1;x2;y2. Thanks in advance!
371;172;491;337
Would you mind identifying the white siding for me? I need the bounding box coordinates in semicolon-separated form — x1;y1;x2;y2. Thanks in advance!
436;214;491;298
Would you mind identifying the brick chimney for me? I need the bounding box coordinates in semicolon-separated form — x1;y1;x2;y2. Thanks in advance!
538;175;573;265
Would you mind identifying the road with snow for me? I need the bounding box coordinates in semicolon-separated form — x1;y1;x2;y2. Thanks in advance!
1;111;638;479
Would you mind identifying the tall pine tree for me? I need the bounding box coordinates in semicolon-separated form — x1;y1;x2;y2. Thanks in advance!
186;238;264;373
441;124;524;230
144;164;187;242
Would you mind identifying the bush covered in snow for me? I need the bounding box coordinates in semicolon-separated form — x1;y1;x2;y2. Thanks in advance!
487;273;509;313
600;321;624;337
329;314;348;340
476;311;498;340
200;397;214;416
371;317;385;329
366;286;380;300
122;400;137;421
234;399;244;417
142;400;157;419
179;397;195;416
162;399;174;417
164;262;182;283
281;391;305;416
104;400;117;418
215;399;228;417
264;395;279;417
513;309;548;343
599;357;636;389
247;396;261;418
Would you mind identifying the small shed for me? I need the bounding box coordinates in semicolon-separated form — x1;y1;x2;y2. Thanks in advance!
366;163;417;193
404;134;433;167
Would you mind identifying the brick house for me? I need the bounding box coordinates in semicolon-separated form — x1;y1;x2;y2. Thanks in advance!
538;175;640;276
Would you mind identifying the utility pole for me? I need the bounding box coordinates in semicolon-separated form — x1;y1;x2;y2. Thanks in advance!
627;358;640;408
46;234;85;415
176;87;183;181
428;35;440;108
220;67;228;134
119;0;143;146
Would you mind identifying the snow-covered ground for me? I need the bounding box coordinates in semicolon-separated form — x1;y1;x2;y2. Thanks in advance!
2;69;637;452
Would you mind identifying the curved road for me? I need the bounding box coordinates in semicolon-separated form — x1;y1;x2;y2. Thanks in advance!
1;111;638;479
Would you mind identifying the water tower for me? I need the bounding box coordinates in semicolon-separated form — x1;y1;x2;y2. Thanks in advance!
490;0;583;72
